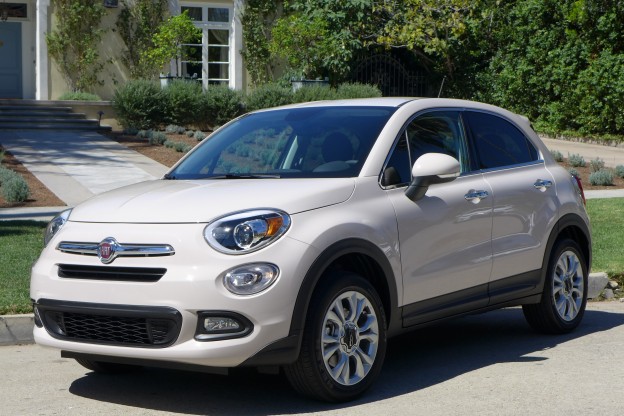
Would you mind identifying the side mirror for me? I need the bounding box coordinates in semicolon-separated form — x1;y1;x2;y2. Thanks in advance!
405;153;460;201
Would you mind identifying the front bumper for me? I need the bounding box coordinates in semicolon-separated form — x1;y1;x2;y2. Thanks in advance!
31;221;317;367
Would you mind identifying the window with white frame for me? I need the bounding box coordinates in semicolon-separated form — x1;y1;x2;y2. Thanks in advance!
181;4;232;86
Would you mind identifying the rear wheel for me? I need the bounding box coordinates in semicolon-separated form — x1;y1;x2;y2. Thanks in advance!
75;358;142;374
523;239;588;334
285;273;387;402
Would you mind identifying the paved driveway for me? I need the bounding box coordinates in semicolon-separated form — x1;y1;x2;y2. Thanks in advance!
2;302;623;415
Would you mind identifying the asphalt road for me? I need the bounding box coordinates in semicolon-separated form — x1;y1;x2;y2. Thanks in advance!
2;302;623;416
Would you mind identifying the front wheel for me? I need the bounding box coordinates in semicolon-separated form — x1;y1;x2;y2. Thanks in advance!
285;273;387;402
523;238;588;334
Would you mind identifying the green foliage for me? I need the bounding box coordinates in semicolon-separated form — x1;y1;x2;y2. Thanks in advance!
174;142;192;153
141;11;201;76
568;168;579;178
336;83;382;99
616;165;624;179
568;153;586;168
293;85;339;103
58;91;101;101
162;80;203;126
164;139;175;148
46;0;107;92
550;150;564;162
149;131;167;145
245;83;294;112
589;169;614;186
240;0;278;86
194;130;206;141
0;166;19;185
0;173;30;203
186;130;195;137
116;0;168;79
589;158;606;173
113;80;165;130
200;86;244;128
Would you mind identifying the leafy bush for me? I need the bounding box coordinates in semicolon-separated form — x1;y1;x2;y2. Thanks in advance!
336;83;382;99
245;83;294;112
162;80;203;126
123;127;139;135
550;150;564;162
589;158;605;173
58;91;101;101
194;130;205;141
164;140;175;149
1;174;30;203
568;168;579;178
293;85;339;103
616;165;624;178
174;142;192;153
199;86;244;128
148;131;167;145
568;153;586;168
589;169;614;186
113;80;164;130
186;130;195;137
165;124;180;134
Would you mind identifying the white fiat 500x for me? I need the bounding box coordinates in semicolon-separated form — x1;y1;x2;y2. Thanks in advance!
31;98;591;402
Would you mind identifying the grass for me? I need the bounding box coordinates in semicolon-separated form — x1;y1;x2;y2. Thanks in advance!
586;198;624;282
0;199;622;314
0;221;46;314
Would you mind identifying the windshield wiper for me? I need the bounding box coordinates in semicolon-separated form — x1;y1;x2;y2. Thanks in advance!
163;173;176;180
208;174;281;179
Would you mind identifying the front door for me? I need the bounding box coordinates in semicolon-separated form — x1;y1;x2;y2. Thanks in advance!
0;22;22;99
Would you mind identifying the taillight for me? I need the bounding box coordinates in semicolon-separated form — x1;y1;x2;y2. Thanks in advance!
572;175;586;206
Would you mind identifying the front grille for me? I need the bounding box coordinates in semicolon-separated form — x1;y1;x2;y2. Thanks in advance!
36;299;181;348
58;264;166;282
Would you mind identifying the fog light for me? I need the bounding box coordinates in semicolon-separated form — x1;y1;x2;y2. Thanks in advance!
195;312;253;341
223;263;279;295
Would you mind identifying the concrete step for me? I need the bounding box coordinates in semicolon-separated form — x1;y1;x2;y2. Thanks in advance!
0;117;95;124
0;112;86;119
0;123;111;131
0;105;72;112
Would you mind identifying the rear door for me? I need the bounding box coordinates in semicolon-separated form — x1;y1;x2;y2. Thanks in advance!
463;111;558;303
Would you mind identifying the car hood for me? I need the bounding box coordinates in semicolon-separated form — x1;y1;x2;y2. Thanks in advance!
69;178;355;223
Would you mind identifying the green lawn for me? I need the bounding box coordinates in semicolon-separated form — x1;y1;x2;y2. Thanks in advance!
587;198;624;278
0;221;46;314
0;199;622;314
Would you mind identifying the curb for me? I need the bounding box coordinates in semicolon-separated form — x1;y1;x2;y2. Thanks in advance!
0;274;613;347
0;314;34;346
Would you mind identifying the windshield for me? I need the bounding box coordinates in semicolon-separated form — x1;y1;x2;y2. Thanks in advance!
167;106;396;179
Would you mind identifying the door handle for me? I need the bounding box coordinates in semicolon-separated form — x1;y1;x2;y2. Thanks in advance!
534;179;553;191
464;190;489;203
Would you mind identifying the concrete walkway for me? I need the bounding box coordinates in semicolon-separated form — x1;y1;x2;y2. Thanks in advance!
541;137;624;167
0;130;167;207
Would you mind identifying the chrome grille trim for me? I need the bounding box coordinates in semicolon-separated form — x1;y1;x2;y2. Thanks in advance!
57;241;175;258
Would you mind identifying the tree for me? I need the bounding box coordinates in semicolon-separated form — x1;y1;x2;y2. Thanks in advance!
116;0;168;79
141;11;202;77
46;0;107;92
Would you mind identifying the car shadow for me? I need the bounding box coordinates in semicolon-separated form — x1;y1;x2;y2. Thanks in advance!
68;307;624;415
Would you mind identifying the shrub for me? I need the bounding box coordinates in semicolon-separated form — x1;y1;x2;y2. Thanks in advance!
136;130;149;139
199;86;244;128
148;131;167;145
589;158;605;173
245;83;294;112
164;140;175;149
616;165;624;178
58;91;101;101
550;150;564;162
568;153;586;167
589;169;614;186
336;83;382;99
194;130;205;141
1;175;30;203
162;80;203;126
0;149;5;161
165;124;180;134
113;80;164;130
174;142;192;153
123;127;139;135
568;168;579;178
293;85;339;103
0;166;19;185
186;130;195;137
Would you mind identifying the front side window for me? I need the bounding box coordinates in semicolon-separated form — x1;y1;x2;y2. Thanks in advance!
180;5;231;86
463;111;538;170
169;107;396;179
382;111;469;186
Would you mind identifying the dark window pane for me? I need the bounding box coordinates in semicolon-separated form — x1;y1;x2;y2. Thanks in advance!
208;46;229;62
181;62;202;79
208;7;229;22
182;44;202;61
3;3;27;18
181;6;202;21
382;133;411;186
208;63;228;79
208;30;229;45
464;112;537;169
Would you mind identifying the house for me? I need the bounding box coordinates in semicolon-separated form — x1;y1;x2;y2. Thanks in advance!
0;0;244;100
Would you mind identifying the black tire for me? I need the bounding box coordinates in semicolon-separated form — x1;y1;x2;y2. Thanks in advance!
523;238;588;334
75;358;142;374
284;273;387;402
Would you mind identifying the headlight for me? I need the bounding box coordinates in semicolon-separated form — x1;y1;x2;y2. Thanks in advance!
44;209;72;247
204;209;291;254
